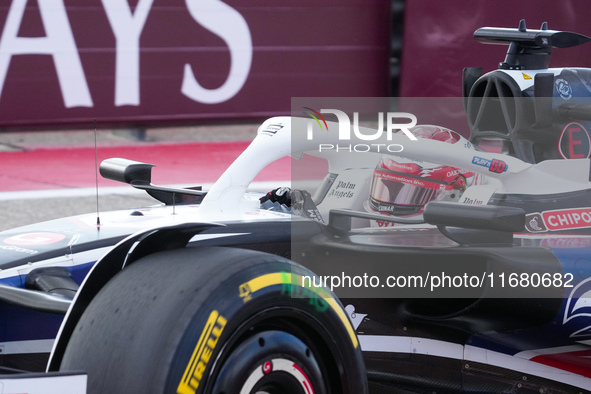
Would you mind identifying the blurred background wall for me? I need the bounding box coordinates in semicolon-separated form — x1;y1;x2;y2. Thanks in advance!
0;0;589;130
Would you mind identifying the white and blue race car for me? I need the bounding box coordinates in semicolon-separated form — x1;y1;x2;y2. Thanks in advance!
1;20;591;394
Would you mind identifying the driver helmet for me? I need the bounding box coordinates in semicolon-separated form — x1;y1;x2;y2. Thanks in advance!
366;125;484;221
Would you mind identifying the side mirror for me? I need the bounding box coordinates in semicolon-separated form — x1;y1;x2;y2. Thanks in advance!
424;202;525;245
99;158;154;184
424;202;525;232
99;158;205;205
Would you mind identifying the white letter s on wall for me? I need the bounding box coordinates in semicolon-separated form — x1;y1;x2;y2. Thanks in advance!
181;0;252;104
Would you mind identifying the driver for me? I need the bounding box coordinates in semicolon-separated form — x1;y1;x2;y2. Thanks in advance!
365;125;484;225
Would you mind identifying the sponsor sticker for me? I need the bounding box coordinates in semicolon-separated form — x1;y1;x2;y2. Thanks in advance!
261;123;284;135
373;220;396;228
555;78;572;100
543;207;591;231
558;122;591;159
326;180;357;199
3;232;66;246
525;213;547;232
0;244;39;255
563;276;591;338
374;170;450;190
177;310;227;394
526;207;591;232
458;185;496;206
541;237;591;248
471;156;508;173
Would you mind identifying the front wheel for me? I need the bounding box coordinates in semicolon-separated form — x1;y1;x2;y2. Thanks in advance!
60;247;367;394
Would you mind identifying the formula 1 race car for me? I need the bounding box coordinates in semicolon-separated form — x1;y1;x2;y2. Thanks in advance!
2;20;591;394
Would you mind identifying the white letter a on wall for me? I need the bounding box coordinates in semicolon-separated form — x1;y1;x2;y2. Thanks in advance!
0;0;93;108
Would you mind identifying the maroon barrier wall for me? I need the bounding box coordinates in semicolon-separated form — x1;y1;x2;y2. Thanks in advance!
400;0;591;97
0;0;390;129
398;0;591;135
3;1;591;130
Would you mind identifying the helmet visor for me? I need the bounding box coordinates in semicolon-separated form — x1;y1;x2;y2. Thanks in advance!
368;170;451;215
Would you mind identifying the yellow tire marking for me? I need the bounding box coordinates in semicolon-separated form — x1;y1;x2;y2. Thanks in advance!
239;272;358;348
177;310;227;394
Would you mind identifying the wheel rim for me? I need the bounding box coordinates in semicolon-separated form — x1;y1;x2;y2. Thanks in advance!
210;329;326;394
241;357;314;394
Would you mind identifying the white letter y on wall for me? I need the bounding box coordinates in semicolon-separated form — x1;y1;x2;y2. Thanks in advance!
102;0;154;106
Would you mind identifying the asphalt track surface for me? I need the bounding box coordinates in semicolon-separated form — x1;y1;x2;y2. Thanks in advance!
0;124;293;231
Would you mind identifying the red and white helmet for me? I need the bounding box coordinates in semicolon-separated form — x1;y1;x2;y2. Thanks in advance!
366;125;484;219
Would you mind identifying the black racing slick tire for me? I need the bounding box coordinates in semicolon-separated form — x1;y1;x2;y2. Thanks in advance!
60;247;367;394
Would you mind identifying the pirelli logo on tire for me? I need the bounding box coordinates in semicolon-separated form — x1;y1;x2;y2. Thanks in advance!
177;310;227;394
